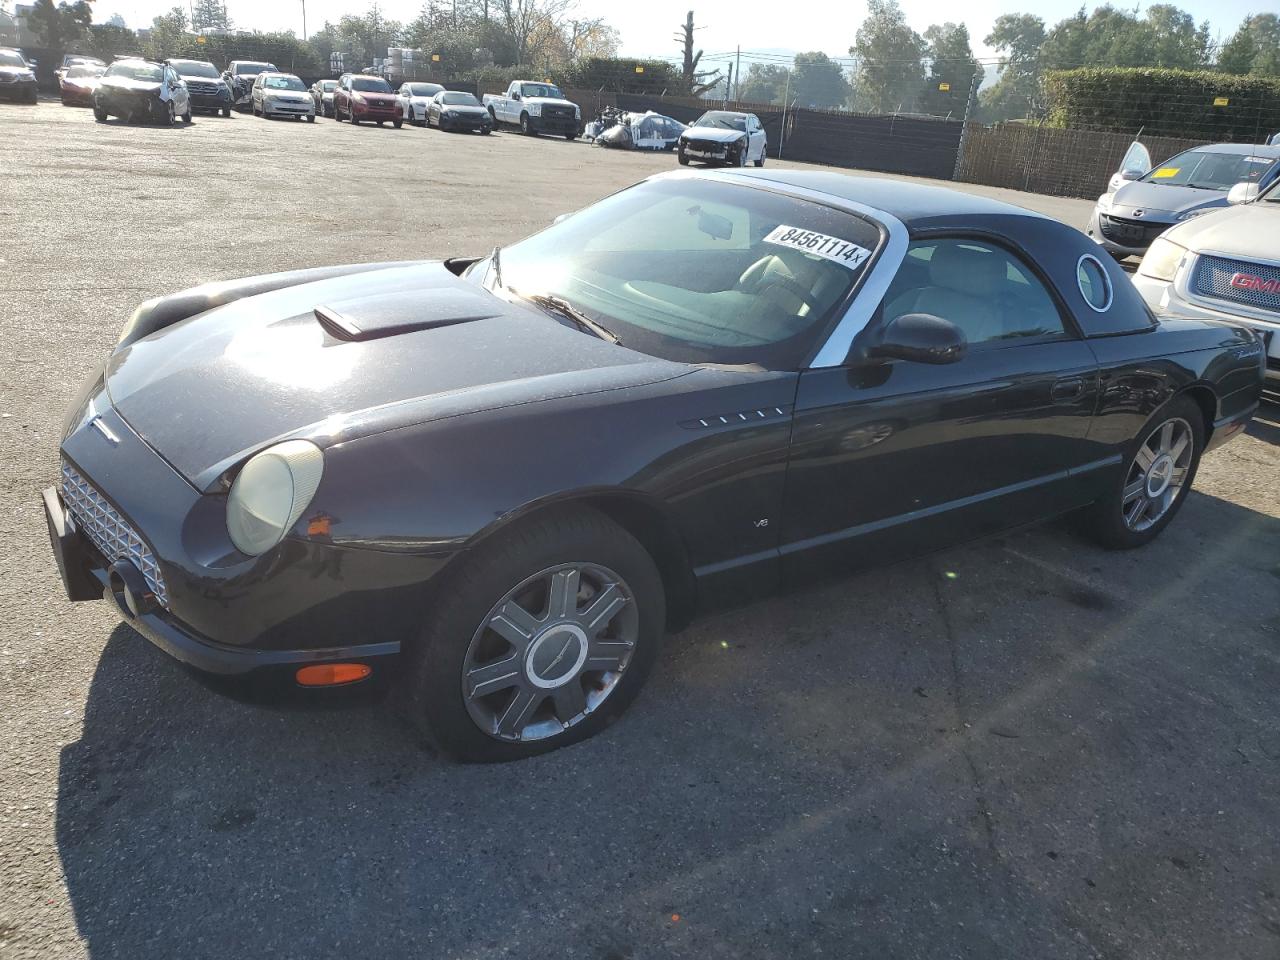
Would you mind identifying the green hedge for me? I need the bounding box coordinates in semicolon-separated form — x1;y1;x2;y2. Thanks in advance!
1043;68;1280;140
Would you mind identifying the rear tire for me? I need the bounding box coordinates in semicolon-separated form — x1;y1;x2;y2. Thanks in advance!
1079;395;1204;550
400;506;665;763
183;107;192;123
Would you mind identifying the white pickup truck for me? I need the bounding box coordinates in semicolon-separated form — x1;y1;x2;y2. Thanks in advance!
482;81;582;139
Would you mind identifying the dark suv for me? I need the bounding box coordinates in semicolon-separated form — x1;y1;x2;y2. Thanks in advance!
221;60;277;111
167;58;232;116
0;47;38;104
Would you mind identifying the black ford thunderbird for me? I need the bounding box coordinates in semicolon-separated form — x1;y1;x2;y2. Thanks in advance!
45;171;1264;761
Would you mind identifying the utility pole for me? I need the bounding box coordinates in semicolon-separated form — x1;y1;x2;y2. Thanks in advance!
301;0;306;40
734;44;741;101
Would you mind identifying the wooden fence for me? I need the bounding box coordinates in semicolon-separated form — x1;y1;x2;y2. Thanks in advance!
955;123;1208;199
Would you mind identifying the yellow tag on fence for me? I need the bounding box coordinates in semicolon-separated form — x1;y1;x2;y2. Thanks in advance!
1213;97;1229;107
1152;167;1180;179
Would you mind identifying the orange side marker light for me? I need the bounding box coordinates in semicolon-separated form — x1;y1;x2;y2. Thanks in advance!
296;663;372;687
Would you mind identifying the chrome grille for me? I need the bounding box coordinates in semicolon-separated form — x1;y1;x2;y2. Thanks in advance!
1194;256;1280;314
1098;214;1168;245
685;138;727;154
184;79;219;95
60;461;168;607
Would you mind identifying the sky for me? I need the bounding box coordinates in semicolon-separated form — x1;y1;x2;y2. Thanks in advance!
94;0;1265;63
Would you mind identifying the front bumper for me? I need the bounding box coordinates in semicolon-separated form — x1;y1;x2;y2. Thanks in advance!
528;113;579;136
440;113;491;132
263;100;314;117
45;391;446;686
0;78;38;100
188;89;231;110
1085;208;1175;258
1134;269;1280;383
60;85;94;105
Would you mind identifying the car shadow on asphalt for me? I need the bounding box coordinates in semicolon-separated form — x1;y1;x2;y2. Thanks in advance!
54;492;1280;959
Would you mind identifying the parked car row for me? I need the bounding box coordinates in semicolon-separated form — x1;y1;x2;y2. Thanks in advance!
1089;139;1280;384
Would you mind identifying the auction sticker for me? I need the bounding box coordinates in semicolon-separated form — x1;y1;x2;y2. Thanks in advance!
764;225;872;270
1152;167;1180;179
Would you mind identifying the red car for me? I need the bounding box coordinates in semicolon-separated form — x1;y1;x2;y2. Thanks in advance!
332;73;402;127
60;63;105;107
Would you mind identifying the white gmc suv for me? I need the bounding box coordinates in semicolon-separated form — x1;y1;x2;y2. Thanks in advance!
1133;178;1280;385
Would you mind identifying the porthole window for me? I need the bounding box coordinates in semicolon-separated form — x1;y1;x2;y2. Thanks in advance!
1077;254;1113;312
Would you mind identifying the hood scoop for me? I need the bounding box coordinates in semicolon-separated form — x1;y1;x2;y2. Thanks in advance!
314;288;498;341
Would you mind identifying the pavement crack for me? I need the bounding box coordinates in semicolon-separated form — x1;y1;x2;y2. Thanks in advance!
929;562;1000;861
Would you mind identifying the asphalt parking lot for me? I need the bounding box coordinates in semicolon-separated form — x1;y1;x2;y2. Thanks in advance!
1;99;1279;960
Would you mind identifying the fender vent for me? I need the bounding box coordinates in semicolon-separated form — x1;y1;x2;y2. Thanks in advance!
679;405;792;430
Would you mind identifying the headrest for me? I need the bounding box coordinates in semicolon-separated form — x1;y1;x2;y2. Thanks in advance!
927;244;1006;299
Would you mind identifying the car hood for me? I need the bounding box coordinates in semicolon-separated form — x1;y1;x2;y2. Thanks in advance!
441;104;487;116
264;90;311;100
681;127;746;144
525;97;575;109
99;76;161;95
0;66;34;79
105;263;686;489
1160;200;1280;258
353;92;397;103
1108;180;1229;221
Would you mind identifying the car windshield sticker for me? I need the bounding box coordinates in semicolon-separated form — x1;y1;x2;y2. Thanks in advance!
1152;167;1180;178
764;226;872;270
1243;157;1275;165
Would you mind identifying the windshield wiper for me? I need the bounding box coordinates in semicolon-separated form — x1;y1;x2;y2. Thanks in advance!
515;290;621;344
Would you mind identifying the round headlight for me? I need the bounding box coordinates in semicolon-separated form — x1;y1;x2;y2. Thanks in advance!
226;440;324;556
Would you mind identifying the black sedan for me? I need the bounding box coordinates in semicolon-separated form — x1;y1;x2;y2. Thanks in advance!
427;90;492;133
44;171;1264;762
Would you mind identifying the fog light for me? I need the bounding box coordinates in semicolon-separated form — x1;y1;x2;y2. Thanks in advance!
296;663;372;687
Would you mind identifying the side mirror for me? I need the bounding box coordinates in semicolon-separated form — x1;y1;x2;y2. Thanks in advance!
1120;168;1142;182
1227;182;1260;205
867;313;966;365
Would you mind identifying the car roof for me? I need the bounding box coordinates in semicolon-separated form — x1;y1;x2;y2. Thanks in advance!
715;169;1046;226
1185;143;1280;157
112;57;163;67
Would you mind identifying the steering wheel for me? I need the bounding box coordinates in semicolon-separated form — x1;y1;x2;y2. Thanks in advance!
737;255;820;316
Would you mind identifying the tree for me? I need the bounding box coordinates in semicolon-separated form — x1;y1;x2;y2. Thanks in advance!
980;13;1046;120
145;6;188;60
791;51;850;108
191;0;230;33
850;0;925;113
1217;14;1280;76
491;0;574;65
674;11;719;96
919;22;979;117
105;12;126;27
26;0;93;49
737;62;788;104
86;21;136;59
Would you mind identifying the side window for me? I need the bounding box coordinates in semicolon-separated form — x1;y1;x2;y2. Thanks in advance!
880;238;1067;347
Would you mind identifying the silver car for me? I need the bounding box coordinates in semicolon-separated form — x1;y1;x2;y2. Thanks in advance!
397;81;444;125
251;72;315;121
1086;142;1280;259
1133;177;1280;384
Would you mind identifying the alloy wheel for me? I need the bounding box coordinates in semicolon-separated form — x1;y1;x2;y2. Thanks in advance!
461;562;639;742
1122;416;1193;531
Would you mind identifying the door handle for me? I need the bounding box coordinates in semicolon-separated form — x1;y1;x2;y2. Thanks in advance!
1051;376;1085;401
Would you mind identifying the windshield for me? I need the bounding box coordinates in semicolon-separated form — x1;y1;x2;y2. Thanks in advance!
0;51;29;67
492;178;881;368
264;75;305;91
234;63;273;75
320;80;337;91
694;112;748;131
441;91;479;106
170;60;217;78
1142;149;1277;190
352;76;392;92
66;65;103;79
406;83;441;96
519;83;563;99
105;61;162;82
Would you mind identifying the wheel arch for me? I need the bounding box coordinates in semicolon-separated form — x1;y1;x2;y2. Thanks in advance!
1174;383;1218;443
462;489;698;632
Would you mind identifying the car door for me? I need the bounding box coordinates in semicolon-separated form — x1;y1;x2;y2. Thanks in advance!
1107;140;1152;194
782;235;1100;580
748;114;766;161
170;67;188;115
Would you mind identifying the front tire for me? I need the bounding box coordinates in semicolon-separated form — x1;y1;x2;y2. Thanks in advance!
393;118;402;128
1080;395;1204;549
401;507;665;763
520;112;532;135
93;103;107;122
